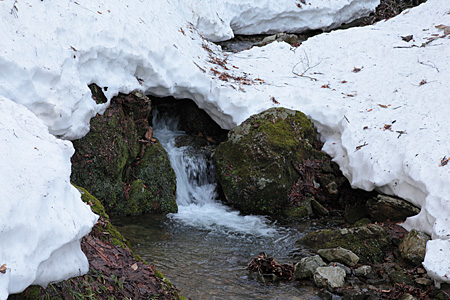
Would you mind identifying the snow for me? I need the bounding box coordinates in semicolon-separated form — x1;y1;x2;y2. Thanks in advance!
1;0;450;296
0;97;98;298
184;0;380;41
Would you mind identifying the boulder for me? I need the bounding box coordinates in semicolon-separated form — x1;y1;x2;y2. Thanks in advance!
317;247;360;267
354;265;373;278
399;230;430;266
314;266;346;291
214;107;323;215
366;195;420;222
293;255;326;279
299;224;392;264
258;33;299;46
71;87;177;216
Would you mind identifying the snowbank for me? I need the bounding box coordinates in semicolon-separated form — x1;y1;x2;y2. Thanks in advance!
0;97;98;298
1;0;450;293
184;0;379;41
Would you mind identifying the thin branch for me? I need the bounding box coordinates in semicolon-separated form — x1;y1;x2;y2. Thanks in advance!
292;50;322;81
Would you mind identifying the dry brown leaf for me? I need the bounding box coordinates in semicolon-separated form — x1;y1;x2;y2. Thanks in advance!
0;264;7;274
145;127;153;140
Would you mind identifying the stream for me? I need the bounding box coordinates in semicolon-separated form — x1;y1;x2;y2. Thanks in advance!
114;110;326;299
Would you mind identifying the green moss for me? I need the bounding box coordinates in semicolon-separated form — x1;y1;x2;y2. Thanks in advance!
214;107;320;215
155;269;165;279
299;224;392;264
71;92;177;217
76;186;131;250
283;198;313;221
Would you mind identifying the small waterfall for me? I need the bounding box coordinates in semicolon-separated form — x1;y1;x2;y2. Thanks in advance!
153;109;277;236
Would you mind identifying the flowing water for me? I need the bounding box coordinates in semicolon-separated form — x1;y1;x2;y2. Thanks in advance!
114;111;326;299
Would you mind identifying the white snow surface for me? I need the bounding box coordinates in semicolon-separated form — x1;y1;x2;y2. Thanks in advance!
1;0;450;295
0;97;98;298
184;0;380;41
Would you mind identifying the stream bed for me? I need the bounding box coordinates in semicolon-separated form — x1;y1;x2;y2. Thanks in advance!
114;110;327;299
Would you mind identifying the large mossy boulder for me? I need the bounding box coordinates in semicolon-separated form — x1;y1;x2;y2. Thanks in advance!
213;107;326;215
71;86;177;216
299;224;392;264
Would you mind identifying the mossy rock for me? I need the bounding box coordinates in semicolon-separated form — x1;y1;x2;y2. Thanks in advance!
214;107;322;215
71;87;177;216
129;141;177;214
299;224;392;264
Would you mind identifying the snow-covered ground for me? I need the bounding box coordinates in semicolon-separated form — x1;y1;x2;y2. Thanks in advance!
1;0;450;297
0;97;98;299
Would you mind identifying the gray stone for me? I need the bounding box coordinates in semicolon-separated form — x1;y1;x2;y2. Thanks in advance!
314;266;346;291
318;247;360;267
355;265;373;277
415;277;433;286
294;255;326;279
259;33;299;46
328;262;351;275
400;293;417;300
366;195;420;222
399;229;430;265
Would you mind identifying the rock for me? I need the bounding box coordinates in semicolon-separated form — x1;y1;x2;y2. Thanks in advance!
415;277;433;286
366;195;420;222
400;293;417;300
293;255;326;279
311;198;330;216
314;266;346;291
318;288;333;300
317;247;360;267
299;224;392;264
71;88;177;216
355;265;373;278
341;287;367;300
258;33;299;46
214;107;323;215
327;262;351;275
399;229;430;266
283;197;314;220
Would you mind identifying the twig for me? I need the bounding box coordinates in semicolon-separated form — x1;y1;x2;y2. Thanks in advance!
418;59;439;73
355;142;368;152
10;0;19;18
292;50;322;81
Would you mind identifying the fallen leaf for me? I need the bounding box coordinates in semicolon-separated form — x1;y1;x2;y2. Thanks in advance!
145;127;153;140
131;263;138;271
0;264;7;274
